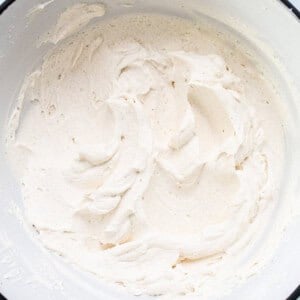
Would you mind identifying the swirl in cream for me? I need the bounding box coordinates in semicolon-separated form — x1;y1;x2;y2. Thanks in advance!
6;7;284;298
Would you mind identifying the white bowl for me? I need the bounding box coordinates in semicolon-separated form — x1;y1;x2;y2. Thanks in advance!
0;1;299;299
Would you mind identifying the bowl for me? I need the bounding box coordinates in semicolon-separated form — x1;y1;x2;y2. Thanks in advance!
0;1;299;299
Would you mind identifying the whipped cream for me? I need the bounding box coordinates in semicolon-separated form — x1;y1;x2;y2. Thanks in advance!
6;6;285;298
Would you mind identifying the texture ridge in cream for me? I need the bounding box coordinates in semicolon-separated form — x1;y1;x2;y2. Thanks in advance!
6;6;285;298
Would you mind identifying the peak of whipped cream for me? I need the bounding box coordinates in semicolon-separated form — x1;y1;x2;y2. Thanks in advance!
6;10;285;298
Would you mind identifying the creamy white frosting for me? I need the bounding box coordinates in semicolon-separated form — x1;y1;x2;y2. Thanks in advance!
6;5;285;298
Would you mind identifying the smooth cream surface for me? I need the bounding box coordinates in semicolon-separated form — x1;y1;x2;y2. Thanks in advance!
6;5;285;298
